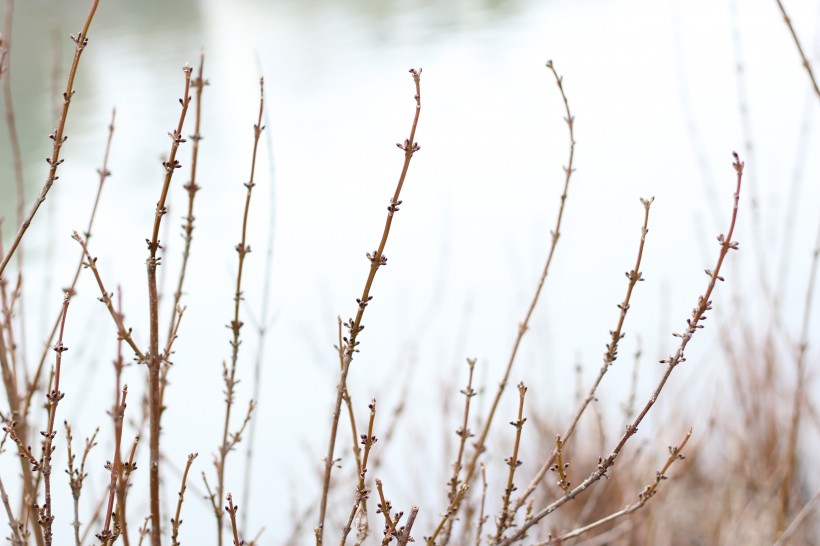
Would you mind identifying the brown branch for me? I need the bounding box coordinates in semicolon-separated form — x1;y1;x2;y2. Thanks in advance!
239;62;277;532
426;483;468;546
0;0;100;280
2;0;28;380
774;0;820;103
551;435;571;495
161;305;185;365
170;453;198;546
225;494;241;546
316;67;423;545
374;479;408;546
1;0;24;235
457;60;577;514
136;516;150;546
438;358;477;545
494;383;528;543
112;288;131;546
211;76;265;546
0;276;38;542
115;434;140;546
65;422;99;546
340;400;377;546
23;107;116;422
777;205;820;532
146;65;194;546
72;233;144;362
396;506;419;546
336;316;363;479
499;154;744;545
166;51;205;334
513;196;654;514
161;51;207;410
38;293;71;546
621;340;642;429
0;273;21;398
98;385;128;546
474;465;488;546
532;428;692;546
0;472;25;545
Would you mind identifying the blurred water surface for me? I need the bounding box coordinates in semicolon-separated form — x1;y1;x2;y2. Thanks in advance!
1;0;819;543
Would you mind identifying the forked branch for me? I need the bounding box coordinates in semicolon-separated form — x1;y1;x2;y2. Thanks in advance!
513;196;654;514
499;154;744;545
316;68;423;545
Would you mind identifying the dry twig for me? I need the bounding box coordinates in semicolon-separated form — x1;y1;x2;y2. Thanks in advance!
456;61;577;523
499;154;744;545
210;76;265;546
0;0;100;279
171;453;198;546
533;428;692;545
316;68;423;544
513;196;654;514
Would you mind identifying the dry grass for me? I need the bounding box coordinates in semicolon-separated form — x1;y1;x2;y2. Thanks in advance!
0;1;818;545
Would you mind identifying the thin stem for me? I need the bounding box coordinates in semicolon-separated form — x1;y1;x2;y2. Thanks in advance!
2;0;28;379
2;0;23;234
499;153;744;545
621;339;642;429
111;288;127;545
439;358;477;545
374;479;406;546
23;108;116;421
0;275;37;541
137;517;150;546
0;275;21;397
0;0;100;279
338;316;363;479
426;483;468;546
213;76;265;546
531;428;692;546
146;64;193;546
494;383;528;543
459;60;576;506
513;196;654;514
72;233;144;362
395;506;419;546
115;434;140;546
65;423;99;546
474;465;487;546
0;6;100;542
316;67;423;545
777;210;820;532
552;435;571;494
729;0;767;293
170;453;198;546
161;52;207;408
225;494;241;546
99;385;128;545
240;58;276;531
40;292;71;546
774;0;820;103
161;305;185;364
0;473;24;546
340;400;377;546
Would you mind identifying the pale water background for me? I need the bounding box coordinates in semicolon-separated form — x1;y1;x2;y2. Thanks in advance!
1;0;819;543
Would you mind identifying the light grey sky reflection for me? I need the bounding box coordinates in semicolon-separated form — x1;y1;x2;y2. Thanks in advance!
1;0;819;543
